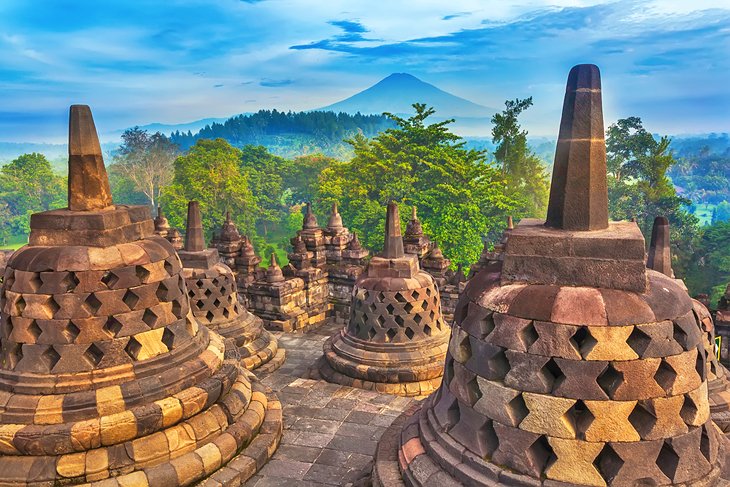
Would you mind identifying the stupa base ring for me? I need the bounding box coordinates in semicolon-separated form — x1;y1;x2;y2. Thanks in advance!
374;395;730;487
239;329;285;373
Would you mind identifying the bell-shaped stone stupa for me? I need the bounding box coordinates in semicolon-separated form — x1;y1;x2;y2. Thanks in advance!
0;106;281;486
373;65;729;486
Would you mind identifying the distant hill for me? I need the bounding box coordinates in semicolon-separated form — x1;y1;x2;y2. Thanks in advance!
168;110;394;159
104;117;231;140
318;73;496;120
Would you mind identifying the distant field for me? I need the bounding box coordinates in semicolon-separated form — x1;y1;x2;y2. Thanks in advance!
694;203;716;226
0;235;27;251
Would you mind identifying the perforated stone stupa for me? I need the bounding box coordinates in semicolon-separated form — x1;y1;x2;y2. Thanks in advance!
373;65;729;486
0;105;281;486
317;202;449;396
178;201;283;372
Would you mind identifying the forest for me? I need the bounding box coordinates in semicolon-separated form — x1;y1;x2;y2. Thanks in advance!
0;103;728;308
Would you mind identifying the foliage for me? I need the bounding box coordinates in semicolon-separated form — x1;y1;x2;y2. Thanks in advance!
284;154;338;205
0;152;66;238
605;117;699;277
316;104;519;265
161;139;255;240
239;145;289;236
712;201;730;224
685;221;730;306
170;110;394;158
491;97;550;218
110;128;179;208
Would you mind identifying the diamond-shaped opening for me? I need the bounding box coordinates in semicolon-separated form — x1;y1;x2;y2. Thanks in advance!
423;324;432;336
376;292;385;303
680;394;699;425
528;435;554;477
628;401;657;438
84;293;103;314
425;288;432;297
696;345;707;382
84;343;104;367
195;299;205;310
222;308;230;319
104;317;123;337
656;441;680;481
394;292;407;303
205;310;215;322
567;400;595;440
429;310;435;321
188;289;196;298
162;328;175;350
700;425;712;462
29;273;42;291
156;282;169;301
570;326;597;357
376;315;386;327
368;303;377;313
394;315;405;327
413;313;422;324
593;443;624;483
122;290;139;310
673;322;689;350
627;326;652;356
443;355;455;387
478;314;496;338
64;322;81;342
596;363;623;398
385;328;397;342
412;290;421;300
385;303;395;314
520;322;539;349
540;358;565;392
164;260;174;276
16;296;26;315
404;302;414;313
8;342;23;369
46;296;60;317
213;298;222;308
142;309;158;328
101;271;119;289
42;346;61;371
476;419;499;457
125;337;142;360
487;348;511;381
204;287;213;298
654;360;677;391
196;279;204;288
171;299;183;318
507;393;529;426
135;265;151;283
62;272;80;291
404;327;415;340
367;327;377;340
28;320;42;340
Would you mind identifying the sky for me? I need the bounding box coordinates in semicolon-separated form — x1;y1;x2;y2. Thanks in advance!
0;0;728;142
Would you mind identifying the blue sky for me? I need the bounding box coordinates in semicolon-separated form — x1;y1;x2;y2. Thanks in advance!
0;0;728;142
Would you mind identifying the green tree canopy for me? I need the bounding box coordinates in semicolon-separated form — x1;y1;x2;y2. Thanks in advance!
161;138;255;240
316;104;520;265
0;152;66;236
605;116;699;276
491;97;550;218
239;145;289;236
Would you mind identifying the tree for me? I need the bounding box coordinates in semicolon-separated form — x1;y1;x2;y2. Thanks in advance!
111;128;178;208
605;117;699;276
239;145;289;236
316;104;520;265
491;98;550;218
161;139;255;240
685;221;730;306
0;152;66;236
284;154;337;205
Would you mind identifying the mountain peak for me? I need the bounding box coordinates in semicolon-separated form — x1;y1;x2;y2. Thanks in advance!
317;73;495;119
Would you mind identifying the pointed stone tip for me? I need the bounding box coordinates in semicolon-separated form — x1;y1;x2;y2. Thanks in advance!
184;201;205;252
332;202;338;214
67;105;113;211
567;64;601;91
507;216;514;230
157;206;163;217
654;216;669;226
411;206;417;220
382;201;404;259
648;215;673;277
270;252;279;268
303;202;319;229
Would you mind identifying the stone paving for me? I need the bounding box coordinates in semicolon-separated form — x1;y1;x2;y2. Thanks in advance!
247;321;422;486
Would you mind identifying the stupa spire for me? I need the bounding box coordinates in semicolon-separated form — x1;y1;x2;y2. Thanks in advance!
184;200;205;252
67;105;113;211
545;64;608;231
647;215;673;277
303;202;318;229
382;201;404;259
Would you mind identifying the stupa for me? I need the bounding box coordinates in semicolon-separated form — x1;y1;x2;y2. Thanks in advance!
153;206;170;238
0;106;281;486
646;216;730;434
178;201;284;372
318;202;449;396
404;206;431;259
210;211;243;269
373;65;728;486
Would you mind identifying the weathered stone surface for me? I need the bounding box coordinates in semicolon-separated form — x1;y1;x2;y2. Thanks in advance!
647;216;673;277
67;105;113;211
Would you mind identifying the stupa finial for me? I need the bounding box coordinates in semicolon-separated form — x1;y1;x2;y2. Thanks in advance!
545;64;608;231
67;105;114;211
184;201;205;252
382;201;404;259
647;215;673;277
